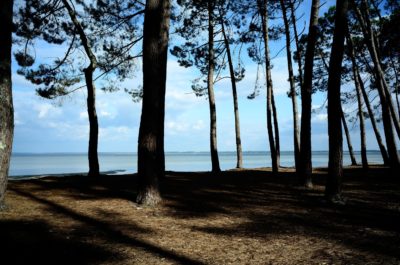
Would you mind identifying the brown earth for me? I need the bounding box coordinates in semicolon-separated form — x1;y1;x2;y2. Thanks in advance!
1;165;399;265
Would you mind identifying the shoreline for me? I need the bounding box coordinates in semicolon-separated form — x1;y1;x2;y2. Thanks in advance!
7;163;387;181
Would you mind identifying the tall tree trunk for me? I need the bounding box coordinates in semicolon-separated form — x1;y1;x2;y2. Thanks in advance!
207;0;220;173
62;0;100;177
84;68;100;177
341;108;357;166
289;0;304;89
346;34;368;168
258;0;278;174
220;16;243;169
0;0;14;209
352;0;400;168
280;0;300;171
299;0;320;187
137;0;170;206
326;0;348;203
271;81;281;169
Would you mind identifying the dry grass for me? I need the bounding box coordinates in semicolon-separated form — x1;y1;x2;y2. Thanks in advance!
1;166;399;264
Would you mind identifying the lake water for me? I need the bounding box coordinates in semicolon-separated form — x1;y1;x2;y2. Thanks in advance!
9;151;384;179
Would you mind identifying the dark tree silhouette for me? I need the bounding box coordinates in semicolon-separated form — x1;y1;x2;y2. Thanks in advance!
136;0;170;206
257;0;280;173
299;0;320;188
0;0;14;209
280;0;300;172
326;0;348;203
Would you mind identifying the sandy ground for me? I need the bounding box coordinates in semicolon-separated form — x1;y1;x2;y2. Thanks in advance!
1;166;399;265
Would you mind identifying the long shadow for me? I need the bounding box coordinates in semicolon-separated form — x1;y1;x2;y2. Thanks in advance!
9;188;206;265
15;174;139;202
160;168;400;259
1;219;115;265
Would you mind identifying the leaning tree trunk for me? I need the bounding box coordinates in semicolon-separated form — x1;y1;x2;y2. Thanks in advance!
207;0;221;173
258;0;278;174
347;33;389;165
341;108;357;166
280;0;300;171
300;0;320;188
326;0;348;203
137;0;170;206
352;0;400;168
346;33;368;168
0;0;14;209
358;63;389;165
62;0;100;177
361;0;400;139
220;16;243;169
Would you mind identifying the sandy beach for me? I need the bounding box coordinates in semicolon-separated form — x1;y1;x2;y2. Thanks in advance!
1;166;399;264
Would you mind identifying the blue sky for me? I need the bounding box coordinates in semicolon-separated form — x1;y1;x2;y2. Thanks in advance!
11;0;390;153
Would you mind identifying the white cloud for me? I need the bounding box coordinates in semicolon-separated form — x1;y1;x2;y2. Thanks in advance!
79;111;87;120
312;113;328;123
35;103;62;119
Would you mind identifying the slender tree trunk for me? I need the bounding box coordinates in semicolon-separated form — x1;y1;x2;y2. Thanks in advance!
84;68;100;177
355;83;368;169
207;0;220;173
347;34;389;165
347;34;368;168
341;108;357;166
0;0;14;209
358;67;389;165
258;0;278;174
326;0;348;203
280;0;300;171
289;0;304;89
300;0;320;187
62;0;100;177
137;0;170;206
220;17;243;169
271;82;281;169
352;0;400;168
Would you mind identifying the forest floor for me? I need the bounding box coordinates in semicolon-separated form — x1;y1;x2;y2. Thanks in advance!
1;165;399;265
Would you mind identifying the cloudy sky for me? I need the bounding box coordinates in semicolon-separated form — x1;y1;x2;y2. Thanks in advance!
11;0;387;154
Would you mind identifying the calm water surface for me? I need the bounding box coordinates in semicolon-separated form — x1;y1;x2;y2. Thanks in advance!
9;151;384;179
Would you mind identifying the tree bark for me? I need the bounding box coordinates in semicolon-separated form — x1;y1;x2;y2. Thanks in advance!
352;0;400;168
0;0;14;209
299;0;320;187
62;0;100;177
346;34;369;168
341;108;357;166
289;0;304;90
280;0;300;171
137;0;170;206
258;0;278;174
84;68;100;177
207;0;221;173
326;0;348;203
271;83;281;170
220;16;243;169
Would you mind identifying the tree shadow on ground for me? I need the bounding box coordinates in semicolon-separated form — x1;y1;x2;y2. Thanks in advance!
5;166;400;264
1;219;115;265
160;167;400;259
6;188;207;265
